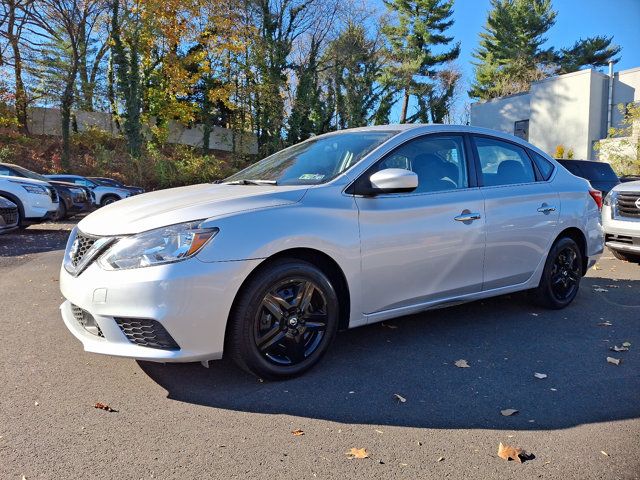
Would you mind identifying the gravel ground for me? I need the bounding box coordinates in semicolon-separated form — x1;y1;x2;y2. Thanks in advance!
0;223;639;479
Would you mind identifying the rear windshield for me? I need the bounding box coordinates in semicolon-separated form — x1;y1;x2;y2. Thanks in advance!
576;162;618;181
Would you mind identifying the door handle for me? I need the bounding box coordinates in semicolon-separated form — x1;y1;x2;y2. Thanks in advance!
454;212;482;222
537;204;556;214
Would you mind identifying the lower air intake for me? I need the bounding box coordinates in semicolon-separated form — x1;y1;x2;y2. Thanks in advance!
114;318;180;351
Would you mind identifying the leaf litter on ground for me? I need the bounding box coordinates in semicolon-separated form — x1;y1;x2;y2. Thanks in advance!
346;448;369;459
454;359;470;368
606;357;621;365
534;372;547;379
394;393;407;403
94;402;117;412
501;409;519;416
497;442;533;463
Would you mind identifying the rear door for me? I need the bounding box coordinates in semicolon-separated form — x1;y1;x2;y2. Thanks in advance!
471;135;560;290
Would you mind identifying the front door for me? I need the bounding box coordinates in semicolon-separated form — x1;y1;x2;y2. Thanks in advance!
356;134;486;317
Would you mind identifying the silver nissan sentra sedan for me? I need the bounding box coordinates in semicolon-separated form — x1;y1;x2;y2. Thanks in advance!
59;125;604;379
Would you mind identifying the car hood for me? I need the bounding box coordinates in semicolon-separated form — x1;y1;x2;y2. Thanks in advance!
0;174;52;187
612;180;640;193
77;183;309;236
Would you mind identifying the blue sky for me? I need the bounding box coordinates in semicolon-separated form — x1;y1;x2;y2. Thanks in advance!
374;0;640;122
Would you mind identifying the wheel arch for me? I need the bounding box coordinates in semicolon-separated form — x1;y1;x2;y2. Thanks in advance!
0;190;25;218
554;227;588;275
224;247;352;348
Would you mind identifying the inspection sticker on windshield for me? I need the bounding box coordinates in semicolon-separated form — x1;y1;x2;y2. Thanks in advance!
299;174;325;180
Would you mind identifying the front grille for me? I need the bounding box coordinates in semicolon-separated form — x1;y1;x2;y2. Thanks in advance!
71;233;97;267
114;318;180;350
0;206;18;226
71;304;104;337
616;192;640;218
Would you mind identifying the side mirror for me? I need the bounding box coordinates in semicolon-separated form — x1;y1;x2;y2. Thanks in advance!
367;168;418;195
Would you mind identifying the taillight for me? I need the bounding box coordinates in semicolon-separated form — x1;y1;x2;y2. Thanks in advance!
589;188;603;210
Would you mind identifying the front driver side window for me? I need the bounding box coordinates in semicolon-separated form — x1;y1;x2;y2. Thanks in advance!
374;135;469;194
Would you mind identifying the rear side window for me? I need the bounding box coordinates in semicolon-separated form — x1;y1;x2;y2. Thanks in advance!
474;136;536;186
0;166;15;176
530;151;555;180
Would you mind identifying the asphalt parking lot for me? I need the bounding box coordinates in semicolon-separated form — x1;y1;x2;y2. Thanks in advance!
1;222;639;480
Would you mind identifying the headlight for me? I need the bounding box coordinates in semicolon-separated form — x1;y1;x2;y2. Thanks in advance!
97;221;218;270
603;191;616;206
19;184;48;195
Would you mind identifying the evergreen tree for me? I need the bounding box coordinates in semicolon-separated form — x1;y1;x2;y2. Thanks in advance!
382;0;460;123
470;0;621;100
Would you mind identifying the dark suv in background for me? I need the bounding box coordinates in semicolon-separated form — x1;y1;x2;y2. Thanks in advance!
0;163;94;220
557;159;620;197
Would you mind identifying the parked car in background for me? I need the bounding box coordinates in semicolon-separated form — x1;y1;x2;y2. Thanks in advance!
59;125;603;380
557;159;620;197
0;175;58;227
0;163;93;220
0;196;19;233
88;177;144;196
45;174;132;207
620;174;640;183
602;180;640;263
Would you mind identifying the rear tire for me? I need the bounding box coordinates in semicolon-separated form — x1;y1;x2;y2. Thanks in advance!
610;249;640;263
531;237;583;309
227;259;339;380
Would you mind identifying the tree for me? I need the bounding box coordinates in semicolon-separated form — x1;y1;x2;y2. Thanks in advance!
470;0;621;100
556;36;621;74
0;0;34;133
324;22;390;130
469;0;556;100
382;0;460;124
596;103;640;176
27;0;108;167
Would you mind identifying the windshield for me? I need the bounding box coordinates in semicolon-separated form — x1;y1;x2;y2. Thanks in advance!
10;164;49;182
224;131;397;186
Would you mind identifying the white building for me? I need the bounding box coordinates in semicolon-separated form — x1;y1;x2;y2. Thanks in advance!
470;67;640;160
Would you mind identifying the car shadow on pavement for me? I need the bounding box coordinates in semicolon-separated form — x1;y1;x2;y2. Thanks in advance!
139;276;640;431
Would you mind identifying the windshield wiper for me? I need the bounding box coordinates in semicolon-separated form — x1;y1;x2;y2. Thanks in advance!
222;179;278;186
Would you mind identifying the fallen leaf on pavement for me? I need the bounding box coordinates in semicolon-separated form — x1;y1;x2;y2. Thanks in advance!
454;359;470;368
437;456;444;462
501;409;519;416
597;321;612;327
601;451;609;457
381;323;398;329
593;265;602;270
610;345;629;352
594;288;609;292
497;442;531;463
394;393;407;403
291;429;304;436
606;284;619;288
375;429;384;434
606;357;621;366
346;448;369;459
94;402;118;412
622;342;631;348
534;372;547;379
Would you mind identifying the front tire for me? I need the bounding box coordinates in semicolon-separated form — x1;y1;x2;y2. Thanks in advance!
531;237;583;309
100;195;119;207
227;259;339;380
610;249;640;263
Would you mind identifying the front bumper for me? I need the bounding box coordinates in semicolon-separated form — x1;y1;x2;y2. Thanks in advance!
60;256;262;362
602;205;640;254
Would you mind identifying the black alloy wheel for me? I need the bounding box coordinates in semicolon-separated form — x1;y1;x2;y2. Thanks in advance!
228;259;339;380
531;237;583;309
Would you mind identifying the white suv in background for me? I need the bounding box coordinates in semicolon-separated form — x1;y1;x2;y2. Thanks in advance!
45;174;132;207
602;180;640;263
0;175;59;226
